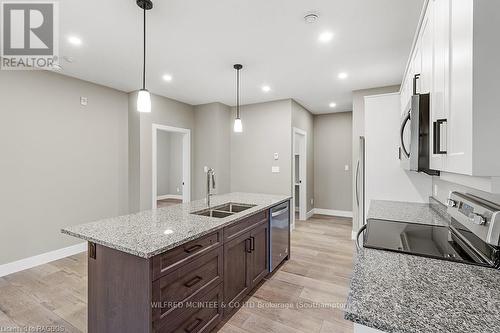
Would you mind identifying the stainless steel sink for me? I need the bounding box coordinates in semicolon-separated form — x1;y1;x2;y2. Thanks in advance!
191;202;256;218
215;202;256;213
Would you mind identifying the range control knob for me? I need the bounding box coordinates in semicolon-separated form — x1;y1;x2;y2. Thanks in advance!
470;213;486;225
447;199;458;208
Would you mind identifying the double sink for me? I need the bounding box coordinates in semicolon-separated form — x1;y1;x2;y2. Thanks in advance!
192;202;256;218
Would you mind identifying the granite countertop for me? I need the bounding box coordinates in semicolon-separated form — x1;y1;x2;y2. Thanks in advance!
367;198;450;226
345;200;500;333
62;192;290;258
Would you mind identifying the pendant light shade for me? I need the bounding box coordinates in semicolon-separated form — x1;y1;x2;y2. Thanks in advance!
137;89;151;113
233;118;243;133
137;0;153;113
233;64;243;133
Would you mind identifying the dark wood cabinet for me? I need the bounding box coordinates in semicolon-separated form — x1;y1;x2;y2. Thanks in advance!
249;222;269;287
223;231;251;309
223;220;269;318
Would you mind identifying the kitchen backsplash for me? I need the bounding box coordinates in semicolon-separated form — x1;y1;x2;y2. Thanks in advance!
432;178;500;206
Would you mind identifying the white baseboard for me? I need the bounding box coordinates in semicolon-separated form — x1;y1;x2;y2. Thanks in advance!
313;208;353;218
0;242;87;277
306;209;315;220
157;194;183;200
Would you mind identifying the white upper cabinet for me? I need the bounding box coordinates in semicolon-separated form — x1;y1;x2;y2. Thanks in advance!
401;0;500;177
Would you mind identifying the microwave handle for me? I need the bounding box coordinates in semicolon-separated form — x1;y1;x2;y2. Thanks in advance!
400;111;411;158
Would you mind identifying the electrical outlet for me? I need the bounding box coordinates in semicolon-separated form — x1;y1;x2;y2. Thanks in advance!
345;165;349;171
433;184;438;197
176;187;180;193
204;166;208;173
274;153;279;160
311;198;314;206
272;166;280;173
80;97;88;106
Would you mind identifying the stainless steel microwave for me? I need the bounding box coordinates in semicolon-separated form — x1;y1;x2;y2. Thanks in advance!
399;93;440;176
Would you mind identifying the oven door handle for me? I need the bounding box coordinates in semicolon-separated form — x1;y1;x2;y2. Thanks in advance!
400;111;411;159
356;224;367;251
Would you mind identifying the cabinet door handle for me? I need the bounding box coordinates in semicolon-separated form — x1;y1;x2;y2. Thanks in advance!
400;111;411;158
184;275;203;288
245;238;252;253
250;236;255;252
184;318;203;333
184;244;203;253
433;119;447;154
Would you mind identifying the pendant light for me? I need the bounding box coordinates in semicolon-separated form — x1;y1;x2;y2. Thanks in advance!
136;0;153;113
233;64;243;133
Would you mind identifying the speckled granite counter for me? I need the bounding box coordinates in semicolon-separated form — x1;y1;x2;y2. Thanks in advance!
62;192;290;258
345;200;500;333
367;198;450;226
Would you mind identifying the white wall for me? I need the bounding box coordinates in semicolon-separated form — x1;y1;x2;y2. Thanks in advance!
230;100;292;196
0;71;129;265
364;93;432;216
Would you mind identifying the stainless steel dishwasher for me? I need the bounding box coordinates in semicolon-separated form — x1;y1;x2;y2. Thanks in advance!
269;201;290;272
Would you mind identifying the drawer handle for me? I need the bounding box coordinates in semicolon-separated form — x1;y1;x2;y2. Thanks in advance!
184;244;203;253
184;318;203;333
250;236;255;252
184;275;203;288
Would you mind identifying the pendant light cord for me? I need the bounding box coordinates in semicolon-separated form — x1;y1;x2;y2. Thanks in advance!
236;68;240;118
142;6;146;90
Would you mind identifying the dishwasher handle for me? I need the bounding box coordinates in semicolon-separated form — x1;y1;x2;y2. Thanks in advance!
271;208;289;218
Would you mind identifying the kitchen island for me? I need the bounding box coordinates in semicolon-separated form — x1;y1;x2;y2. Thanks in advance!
345;200;500;333
62;192;291;333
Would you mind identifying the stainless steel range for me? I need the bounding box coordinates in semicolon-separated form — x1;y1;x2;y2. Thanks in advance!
362;192;500;269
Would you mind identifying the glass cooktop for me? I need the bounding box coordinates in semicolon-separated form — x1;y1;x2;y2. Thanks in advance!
363;219;497;268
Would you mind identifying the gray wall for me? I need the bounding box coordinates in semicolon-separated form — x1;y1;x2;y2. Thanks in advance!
230;100;292;196
291;100;315;212
193;103;232;200
352;86;400;231
314;112;353;212
0;71;129;265
157;131;183;196
433;178;500;205
128;92;195;211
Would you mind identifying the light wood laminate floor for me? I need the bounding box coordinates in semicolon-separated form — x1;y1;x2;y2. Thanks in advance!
0;215;355;333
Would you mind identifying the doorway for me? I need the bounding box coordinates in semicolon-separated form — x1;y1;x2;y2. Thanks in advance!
152;124;191;209
292;127;307;227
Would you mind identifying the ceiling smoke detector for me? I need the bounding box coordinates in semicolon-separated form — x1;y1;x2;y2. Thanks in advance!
304;13;319;24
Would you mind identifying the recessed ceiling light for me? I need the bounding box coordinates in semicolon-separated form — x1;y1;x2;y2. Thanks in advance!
164;229;174;235
329;102;337;108
162;74;173;82
304;13;319;24
338;72;348;79
262;85;271;92
68;36;82;46
318;31;333;43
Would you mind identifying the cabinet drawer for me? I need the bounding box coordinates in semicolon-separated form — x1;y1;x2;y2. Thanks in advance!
152;247;223;323
152;230;222;280
154;283;223;333
223;211;268;241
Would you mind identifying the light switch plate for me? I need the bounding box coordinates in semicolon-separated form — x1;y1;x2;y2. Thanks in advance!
345;165;349;171
272;166;280;173
204;166;208;173
80;97;88;106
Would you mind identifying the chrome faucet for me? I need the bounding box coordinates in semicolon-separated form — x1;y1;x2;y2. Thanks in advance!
206;168;216;207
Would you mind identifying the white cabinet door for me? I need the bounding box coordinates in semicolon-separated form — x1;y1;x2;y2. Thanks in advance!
420;1;434;94
430;0;450;171
446;0;474;175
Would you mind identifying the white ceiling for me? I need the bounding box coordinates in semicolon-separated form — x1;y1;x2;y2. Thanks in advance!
58;0;424;114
